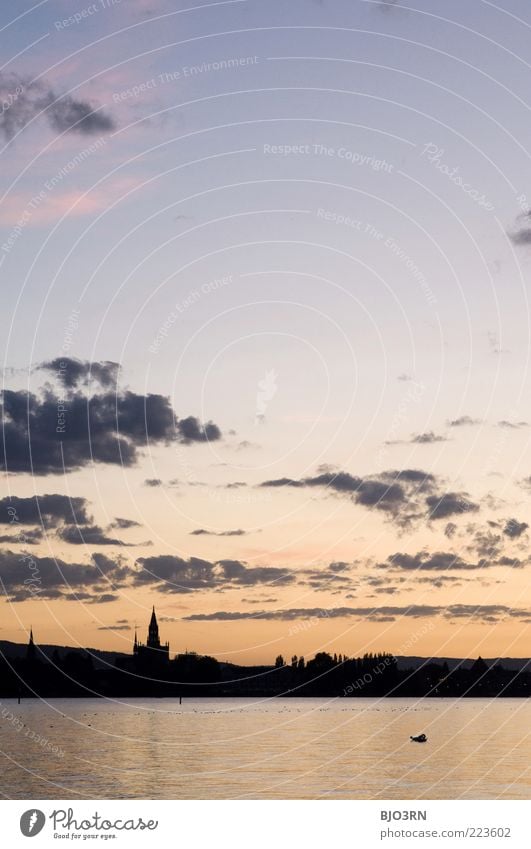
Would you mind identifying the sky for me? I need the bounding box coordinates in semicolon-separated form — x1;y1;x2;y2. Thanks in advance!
1;0;531;663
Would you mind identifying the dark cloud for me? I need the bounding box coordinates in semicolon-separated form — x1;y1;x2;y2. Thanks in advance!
234;440;260;451
384;551;485;572
260;468;443;528
0;361;222;475
447;416;481;427
0;549;127;602
261;470;408;515
39;358;119;389
47;96;114;134
176;416;221;444
108;517;141;530
328;561;350;572
426;492;479;520
0;494;91;526
144;479;163;487
97;624;131;631
415;575;465;589
503;518;528;538
260;477;305;488
381;548;526;573
0;528;43;545
299;566;355;592
496;555;526;568
508;213;531;246
134;555;294;593
57;525;132;546
241;596;278;604
468;528;502;559
497;420;529;429
0;73;115;141
443;604;526;621
444;522;458;539
410;431;449;444
509;229;531;245
190;528;247;537
184;603;529;623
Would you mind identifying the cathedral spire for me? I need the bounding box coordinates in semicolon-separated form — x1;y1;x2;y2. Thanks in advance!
133;605;169;666
147;606;160;648
27;627;36;662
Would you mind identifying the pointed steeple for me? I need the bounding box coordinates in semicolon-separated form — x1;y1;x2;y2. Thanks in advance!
27;627;36;662
147;606;160;648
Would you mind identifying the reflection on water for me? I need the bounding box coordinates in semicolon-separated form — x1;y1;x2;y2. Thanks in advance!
0;697;529;799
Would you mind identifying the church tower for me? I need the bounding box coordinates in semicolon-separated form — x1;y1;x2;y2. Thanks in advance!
26;627;36;663
133;606;169;668
147;606;161;649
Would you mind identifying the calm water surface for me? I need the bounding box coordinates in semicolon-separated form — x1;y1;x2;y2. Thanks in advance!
1;697;529;799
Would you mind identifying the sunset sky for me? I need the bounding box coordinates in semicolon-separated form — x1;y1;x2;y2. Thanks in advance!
1;0;531;663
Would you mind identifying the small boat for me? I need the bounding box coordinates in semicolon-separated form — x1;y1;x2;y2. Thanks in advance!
410;733;427;743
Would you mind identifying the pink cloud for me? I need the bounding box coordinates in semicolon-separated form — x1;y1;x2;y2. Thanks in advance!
0;176;140;227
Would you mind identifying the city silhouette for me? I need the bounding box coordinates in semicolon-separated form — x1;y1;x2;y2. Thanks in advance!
1;607;529;699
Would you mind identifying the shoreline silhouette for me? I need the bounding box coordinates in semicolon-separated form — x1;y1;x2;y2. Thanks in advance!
1;611;529;699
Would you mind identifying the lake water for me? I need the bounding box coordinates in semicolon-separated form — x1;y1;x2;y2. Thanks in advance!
0;697;529;799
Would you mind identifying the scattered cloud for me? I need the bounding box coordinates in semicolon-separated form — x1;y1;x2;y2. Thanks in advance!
241;596;278;604
190;528;248;537
503;518;528;539
0;549;128;602
176;416;221;444
426;492;479;520
0;72;115;141
508;212;531;246
444;522;458;539
134;555;294;593
447;416;481;427
382;549;522;572
183;603;529;624
410;431;449;444
0;359;222;475
0;494;91;526
108;517;141;530
497;420;528;429
259;467;476;529
0;528;44;545
57;525;132;546
39;358;119;389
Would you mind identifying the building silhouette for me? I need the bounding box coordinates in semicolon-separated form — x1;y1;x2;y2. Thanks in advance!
3;615;527;699
26;627;36;663
133;606;169;670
